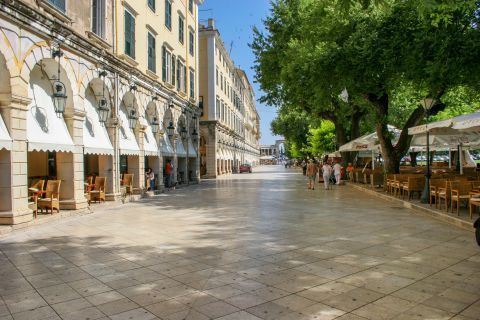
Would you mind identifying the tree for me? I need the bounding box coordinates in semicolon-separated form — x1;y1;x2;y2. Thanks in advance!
253;0;480;173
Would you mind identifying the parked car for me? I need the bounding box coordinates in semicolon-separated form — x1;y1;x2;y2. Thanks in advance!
239;164;252;173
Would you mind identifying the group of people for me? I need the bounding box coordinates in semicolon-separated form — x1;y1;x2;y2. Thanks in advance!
144;160;175;191
302;158;343;190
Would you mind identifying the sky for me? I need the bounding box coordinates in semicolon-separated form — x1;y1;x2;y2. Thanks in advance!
199;0;280;146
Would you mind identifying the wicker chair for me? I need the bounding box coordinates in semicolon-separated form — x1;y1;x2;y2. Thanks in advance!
122;174;134;195
438;180;453;212
430;179;446;208
401;177;424;200
37;180;61;214
28;180;45;218
451;181;473;215
88;176;106;204
469;191;480;219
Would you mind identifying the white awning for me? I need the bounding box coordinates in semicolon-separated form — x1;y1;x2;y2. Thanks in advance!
187;139;197;158
339;125;401;152
140;118;159;157
0;113;12;151
118;107;140;156
83;94;114;155
176;138;187;157
160;132;174;157
27;81;75;153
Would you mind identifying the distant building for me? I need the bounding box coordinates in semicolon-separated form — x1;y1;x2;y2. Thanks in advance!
260;140;286;165
198;19;260;178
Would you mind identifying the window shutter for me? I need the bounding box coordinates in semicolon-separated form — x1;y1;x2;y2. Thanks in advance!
131;15;136;58
92;0;97;34
162;46;167;82
171;55;176;86
124;12;131;56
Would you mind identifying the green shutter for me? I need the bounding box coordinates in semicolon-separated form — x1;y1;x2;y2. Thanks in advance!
124;11;135;58
162;47;167;82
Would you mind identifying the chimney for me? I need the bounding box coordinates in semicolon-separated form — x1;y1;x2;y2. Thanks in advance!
208;18;215;28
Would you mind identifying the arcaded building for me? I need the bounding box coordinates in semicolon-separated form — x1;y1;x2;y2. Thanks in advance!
0;0;202;225
198;19;260;178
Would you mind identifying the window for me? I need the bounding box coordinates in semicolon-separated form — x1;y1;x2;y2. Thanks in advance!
165;0;172;30
220;73;223;91
176;60;182;91
148;0;155;11
183;64;187;93
147;33;156;72
189;69;195;98
124;10;135;58
178;16;184;44
48;0;65;12
92;0;105;38
189;0;194;13
216;68;219;86
189;30;195;56
171;55;176;86
162;46;172;82
216;97;220;119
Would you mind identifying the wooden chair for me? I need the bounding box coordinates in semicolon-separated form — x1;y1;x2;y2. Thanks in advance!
28;180;45;218
385;174;395;193
88;176;106;204
469;191;480;219
451;181;473;215
37;180;61;214
402;177;424;200
438;180;453;211
430;179;446;208
122;174;134;195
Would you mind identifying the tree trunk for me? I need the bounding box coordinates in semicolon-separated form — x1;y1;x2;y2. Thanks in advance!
367;92;447;174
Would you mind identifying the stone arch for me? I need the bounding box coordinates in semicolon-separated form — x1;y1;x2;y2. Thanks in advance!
29;58;76;117
85;77;113;121
20;45;80;103
0;51;12;105
79;68;114;102
120;91;139;119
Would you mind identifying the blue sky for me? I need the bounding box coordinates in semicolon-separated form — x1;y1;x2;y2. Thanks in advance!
199;0;280;145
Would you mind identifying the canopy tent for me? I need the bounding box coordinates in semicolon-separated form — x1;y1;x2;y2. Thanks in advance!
27;81;75;153
409;112;480;149
160;132;174;157
408;111;480;173
187;138;197;158
175;138;187;157
339;125;401;152
118;107;140;156
83;93;114;155
139;117;159;157
0;113;12;151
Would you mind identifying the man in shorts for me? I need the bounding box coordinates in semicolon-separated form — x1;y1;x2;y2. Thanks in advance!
306;159;318;190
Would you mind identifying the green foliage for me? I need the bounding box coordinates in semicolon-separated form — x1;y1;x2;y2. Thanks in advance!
308;121;336;156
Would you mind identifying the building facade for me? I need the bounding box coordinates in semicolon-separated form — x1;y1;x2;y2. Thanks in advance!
198;19;260;178
260;140;286;164
0;0;202;225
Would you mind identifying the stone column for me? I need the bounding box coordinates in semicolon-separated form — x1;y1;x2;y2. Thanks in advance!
62;110;88;210
135;125;146;192
106;118;121;200
204;123;217;178
0;96;31;224
98;155;114;194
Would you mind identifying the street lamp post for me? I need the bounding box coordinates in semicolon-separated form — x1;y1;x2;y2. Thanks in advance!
420;98;436;204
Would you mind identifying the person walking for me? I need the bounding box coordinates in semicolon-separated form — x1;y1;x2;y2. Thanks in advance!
333;161;342;185
306;159;318;190
301;160;307;176
164;160;172;190
322;161;333;190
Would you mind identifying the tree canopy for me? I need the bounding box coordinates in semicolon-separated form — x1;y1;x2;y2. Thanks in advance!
253;0;480;172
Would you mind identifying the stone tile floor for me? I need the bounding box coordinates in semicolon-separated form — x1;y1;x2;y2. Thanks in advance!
0;166;479;320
